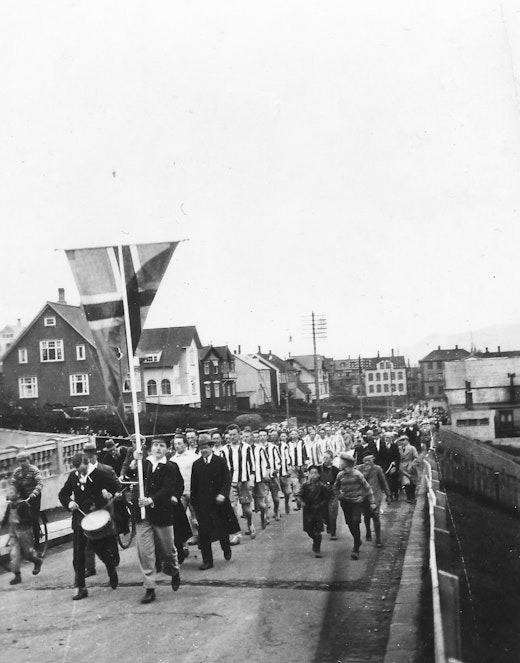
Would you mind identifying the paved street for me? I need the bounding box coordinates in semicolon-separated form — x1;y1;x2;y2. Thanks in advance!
1;500;414;663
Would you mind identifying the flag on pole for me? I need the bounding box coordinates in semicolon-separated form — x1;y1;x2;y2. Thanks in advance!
65;242;179;405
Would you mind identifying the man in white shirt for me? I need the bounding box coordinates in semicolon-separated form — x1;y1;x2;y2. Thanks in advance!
170;434;199;545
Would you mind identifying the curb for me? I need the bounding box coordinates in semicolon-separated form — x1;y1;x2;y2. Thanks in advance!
383;474;428;663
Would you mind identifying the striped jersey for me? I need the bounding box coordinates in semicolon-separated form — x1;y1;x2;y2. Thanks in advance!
224;443;254;482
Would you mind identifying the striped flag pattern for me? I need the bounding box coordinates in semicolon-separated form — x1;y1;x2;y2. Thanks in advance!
65;242;179;405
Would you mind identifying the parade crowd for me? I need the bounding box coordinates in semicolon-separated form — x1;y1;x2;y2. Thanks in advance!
2;412;435;604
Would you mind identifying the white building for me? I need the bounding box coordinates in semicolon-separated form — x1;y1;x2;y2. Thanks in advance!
234;354;273;408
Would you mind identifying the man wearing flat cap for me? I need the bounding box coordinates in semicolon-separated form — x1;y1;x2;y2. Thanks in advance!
11;450;43;552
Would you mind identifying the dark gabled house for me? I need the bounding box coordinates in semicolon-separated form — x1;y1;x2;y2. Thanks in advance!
1;290;110;410
198;345;237;411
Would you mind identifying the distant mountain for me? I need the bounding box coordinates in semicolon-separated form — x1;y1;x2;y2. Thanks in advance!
401;323;520;364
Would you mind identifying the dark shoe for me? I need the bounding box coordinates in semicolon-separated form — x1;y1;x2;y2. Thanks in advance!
10;574;21;585
330;534;337;540
224;549;232;561
32;557;43;576
141;589;156;604
171;573;180;591
315;552;322;558
73;588;88;600
376;542;382;548
109;569;118;589
84;569;96;578
198;563;213;571
351;550;359;560
365;532;372;541
187;536;199;546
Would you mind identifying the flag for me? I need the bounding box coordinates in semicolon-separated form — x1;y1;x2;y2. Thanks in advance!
65;242;179;405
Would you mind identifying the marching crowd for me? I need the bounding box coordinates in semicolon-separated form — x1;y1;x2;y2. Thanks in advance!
2;414;434;604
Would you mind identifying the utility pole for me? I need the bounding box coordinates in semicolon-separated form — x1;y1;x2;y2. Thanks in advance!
358;355;364;419
303;312;327;425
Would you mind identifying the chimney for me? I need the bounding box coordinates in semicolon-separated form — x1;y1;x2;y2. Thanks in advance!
238;344;241;354
17;318;21;325
377;350;380;358
485;347;489;353
498;346;501;353
455;344;458;350
391;348;394;357
258;345;262;354
438;345;441;351
58;288;66;304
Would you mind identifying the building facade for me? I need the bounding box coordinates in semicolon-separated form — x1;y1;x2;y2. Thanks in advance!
199;345;237;410
234;354;273;409
363;353;407;398
419;346;470;400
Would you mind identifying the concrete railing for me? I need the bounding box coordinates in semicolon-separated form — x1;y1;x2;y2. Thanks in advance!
438;429;520;512
424;453;464;663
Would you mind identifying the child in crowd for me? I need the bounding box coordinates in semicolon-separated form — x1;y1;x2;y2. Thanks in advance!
298;465;330;558
1;489;43;585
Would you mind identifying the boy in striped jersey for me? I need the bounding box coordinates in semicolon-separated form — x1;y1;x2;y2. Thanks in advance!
225;425;255;544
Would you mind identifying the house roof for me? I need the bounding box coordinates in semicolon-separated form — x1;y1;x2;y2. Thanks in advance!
420;348;471;362
235;354;270;371
290;355;327;372
2;301;96;361
138;326;201;367
296;379;312;395
365;355;407;369
199;345;233;362
258;352;287;373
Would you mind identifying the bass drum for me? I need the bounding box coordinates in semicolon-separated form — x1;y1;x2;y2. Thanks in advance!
81;509;115;541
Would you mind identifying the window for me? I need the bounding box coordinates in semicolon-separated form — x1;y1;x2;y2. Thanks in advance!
428;361;433;369
375;373;381;381
123;371;142;393
398;383;404;392
383;372;388;381
231;382;236;396
383;384;389;393
161;379;171;395
214;382;220;398
376;384;382;393
212;360;219;374
18;348;28;364
368;374;373;381
70;374;89;396
437;361;443;369
437;385;444;395
19;377;38;399
142;353;161;363
76;344;86;360
204;362;210;375
390;372;395;380
44;316;56;327
204;382;211;398
428;385;435;395
369;385;374;394
40;339;64;362
397;371;403;380
147;380;157;396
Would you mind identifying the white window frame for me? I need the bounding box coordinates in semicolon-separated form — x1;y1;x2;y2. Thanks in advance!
76;344;86;361
18;348;28;364
147;380;158;396
44;316;56;327
40;339;64;362
204;362;210;375
19;377;38;399
204;381;211;399
214;381;220;398
161;378;171;395
70;373;89;396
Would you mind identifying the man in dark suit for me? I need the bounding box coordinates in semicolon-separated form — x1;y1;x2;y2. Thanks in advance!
372;430;390;470
58;452;122;600
191;434;240;570
132;438;182;604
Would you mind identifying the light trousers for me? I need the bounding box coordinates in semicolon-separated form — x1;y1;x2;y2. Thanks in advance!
136;519;179;589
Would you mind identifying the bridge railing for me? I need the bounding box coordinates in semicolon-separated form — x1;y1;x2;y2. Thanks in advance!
424;453;464;663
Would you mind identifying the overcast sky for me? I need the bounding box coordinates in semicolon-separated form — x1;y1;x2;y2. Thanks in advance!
2;1;520;363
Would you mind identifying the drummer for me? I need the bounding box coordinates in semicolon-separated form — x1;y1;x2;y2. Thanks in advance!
58;452;122;600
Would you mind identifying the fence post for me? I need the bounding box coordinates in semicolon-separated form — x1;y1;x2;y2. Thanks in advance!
434;527;451;568
434;504;447;529
438;570;462;660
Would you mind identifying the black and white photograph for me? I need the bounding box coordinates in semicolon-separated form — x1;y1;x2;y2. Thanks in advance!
1;2;520;662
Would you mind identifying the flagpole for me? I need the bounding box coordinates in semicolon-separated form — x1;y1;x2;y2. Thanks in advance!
117;244;146;519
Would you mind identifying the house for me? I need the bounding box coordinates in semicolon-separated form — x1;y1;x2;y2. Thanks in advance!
419;346;470;400
234;354;273;409
1;289;123;411
137;327;202;408
329;357;366;396
444;349;520;440
199;345;237;410
285;355;330;402
0;318;25;359
363;351;408;398
250;349;285;406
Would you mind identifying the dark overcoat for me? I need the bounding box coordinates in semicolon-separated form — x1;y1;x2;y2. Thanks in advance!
190;454;240;541
58;466;121;530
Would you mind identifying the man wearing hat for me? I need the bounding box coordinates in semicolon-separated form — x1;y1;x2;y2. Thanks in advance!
190;433;240;570
357;454;391;547
334;451;376;560
10;450;43;552
99;439;123;476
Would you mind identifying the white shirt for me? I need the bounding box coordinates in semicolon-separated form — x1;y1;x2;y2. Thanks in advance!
147;455;167;472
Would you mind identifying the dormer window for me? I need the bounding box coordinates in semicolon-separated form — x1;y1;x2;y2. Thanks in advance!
142;352;161;363
44;316;56;327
